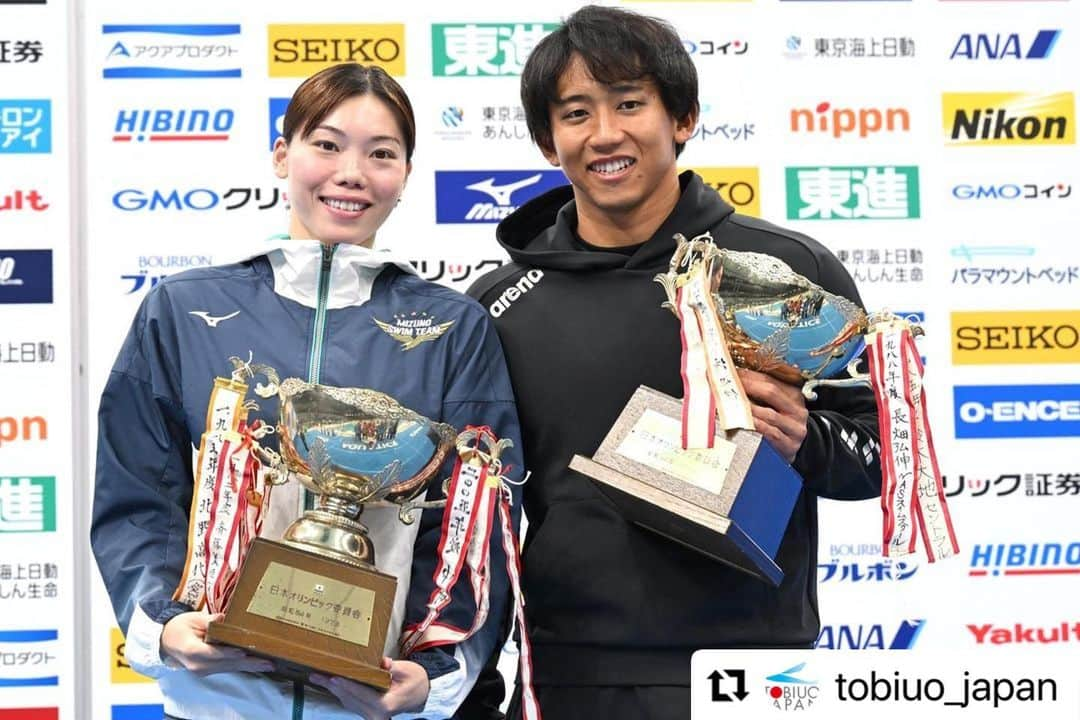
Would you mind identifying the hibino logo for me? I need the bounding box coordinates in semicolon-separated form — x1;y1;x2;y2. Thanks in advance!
951;310;1080;365
789;102;910;138
954;384;1080;438
943;92;1075;145
969;541;1080;577
113;108;234;142
489;269;544;318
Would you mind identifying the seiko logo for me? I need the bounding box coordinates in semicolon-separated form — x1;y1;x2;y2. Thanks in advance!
968;622;1080;644
489;269;544;318
271;37;400;64
956;324;1079;350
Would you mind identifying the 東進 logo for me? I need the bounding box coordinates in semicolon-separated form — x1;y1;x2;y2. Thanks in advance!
786;166;920;220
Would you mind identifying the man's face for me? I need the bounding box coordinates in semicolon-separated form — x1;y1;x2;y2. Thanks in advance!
543;54;695;223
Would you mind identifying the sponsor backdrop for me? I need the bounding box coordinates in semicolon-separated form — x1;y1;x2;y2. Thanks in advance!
1;0;1076;717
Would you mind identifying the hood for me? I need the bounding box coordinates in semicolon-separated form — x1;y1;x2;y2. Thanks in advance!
495;171;735;272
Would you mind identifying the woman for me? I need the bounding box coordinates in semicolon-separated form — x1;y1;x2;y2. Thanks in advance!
91;64;523;720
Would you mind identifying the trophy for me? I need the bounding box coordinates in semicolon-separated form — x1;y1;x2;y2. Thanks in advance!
178;357;457;688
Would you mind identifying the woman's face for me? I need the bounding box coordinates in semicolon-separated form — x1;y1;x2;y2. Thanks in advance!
273;93;410;247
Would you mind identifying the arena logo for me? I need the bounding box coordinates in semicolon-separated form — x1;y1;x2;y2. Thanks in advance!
952;310;1080;364
0;477;56;533
488;269;545;319
951;182;1071;200
431;23;557;77
967;621;1080;644
949;30;1061;59
690;166;760;216
943;92;1075;145
434;170;566;223
954;384;1080;438
268;24;404;77
112;108;234;143
789;102;910;138
815;619;925;649
0;189;48;212
0;99;51;154
0;414;47;447
0;250;52;304
969;541;1080;576
102;24;241;79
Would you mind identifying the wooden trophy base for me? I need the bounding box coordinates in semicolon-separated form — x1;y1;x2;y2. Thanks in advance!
570;385;803;586
206;537;396;689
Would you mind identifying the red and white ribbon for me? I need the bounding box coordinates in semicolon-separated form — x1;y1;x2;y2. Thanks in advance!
400;427;541;720
866;325;959;562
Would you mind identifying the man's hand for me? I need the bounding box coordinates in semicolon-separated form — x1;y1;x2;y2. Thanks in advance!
310;657;430;719
160;612;274;676
737;368;809;463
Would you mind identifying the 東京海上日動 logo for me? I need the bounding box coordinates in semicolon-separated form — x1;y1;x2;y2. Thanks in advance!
786;166;919;220
102;24;242;79
435;170;567;223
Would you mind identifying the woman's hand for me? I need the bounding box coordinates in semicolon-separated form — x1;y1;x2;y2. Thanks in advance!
310;657;430;719
160;612;275;677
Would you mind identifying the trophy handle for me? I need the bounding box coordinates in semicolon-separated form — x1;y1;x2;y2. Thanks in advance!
801;358;871;401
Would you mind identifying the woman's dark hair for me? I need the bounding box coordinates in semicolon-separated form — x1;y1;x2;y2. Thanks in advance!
282;63;416;162
521;5;699;157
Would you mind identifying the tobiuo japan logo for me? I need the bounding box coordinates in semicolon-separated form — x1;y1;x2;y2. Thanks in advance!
0;477;56;533
943;92;1075;145
0;250;52;304
949;30;1061;60
0;99;50;153
954;384;1080;438
102;24;241;79
435;170;567;223
431;23;557;76
785;166;920;220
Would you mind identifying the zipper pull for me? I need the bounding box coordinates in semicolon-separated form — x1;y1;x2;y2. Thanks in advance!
320;242;336;272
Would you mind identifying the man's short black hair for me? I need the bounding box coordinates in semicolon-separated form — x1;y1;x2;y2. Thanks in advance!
521;4;699;157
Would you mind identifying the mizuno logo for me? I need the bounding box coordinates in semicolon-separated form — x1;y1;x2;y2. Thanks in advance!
189;310;239;327
465;174;542;206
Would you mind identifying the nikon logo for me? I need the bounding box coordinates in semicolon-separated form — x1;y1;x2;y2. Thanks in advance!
943;92;1075;145
952;310;1080;364
690;166;760;216
268;24;405;77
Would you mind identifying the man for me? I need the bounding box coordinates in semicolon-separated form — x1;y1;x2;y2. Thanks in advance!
466;6;883;718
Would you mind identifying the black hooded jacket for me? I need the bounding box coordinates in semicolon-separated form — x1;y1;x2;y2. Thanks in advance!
467;171;883;687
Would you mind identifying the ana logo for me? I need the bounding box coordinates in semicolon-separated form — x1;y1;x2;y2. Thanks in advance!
786;166;920;220
0;629;58;687
968;621;1080;644
0;250;52;304
122;255;213;294
0;415;47;447
110;628;152;683
683;38;748;56
789;102;910;138
954;384;1080;438
373;312;454;350
102;24;241;79
435;170;566;223
0;189;48;212
489;269;544;319
268;24;404;77
765;662;819;712
943;92;1075;145
816;619;925;649
952;182;1071;200
691;167;760;216
112;108;234;142
0;99;51;153
431;23;557;76
0;477;56;533
950;30;1061;59
969;541;1080;576
0;40;43;63
952;310;1080;364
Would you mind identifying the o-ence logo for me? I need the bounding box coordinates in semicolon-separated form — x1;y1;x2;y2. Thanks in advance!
952;310;1080;365
268;24;404;77
789;102;910;138
943;92;1075;145
691;167;760;216
954;384;1080;438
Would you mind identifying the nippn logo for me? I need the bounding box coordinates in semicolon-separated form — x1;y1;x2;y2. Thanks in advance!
943;92;1075;145
267;24;405;77
790;102;910;138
